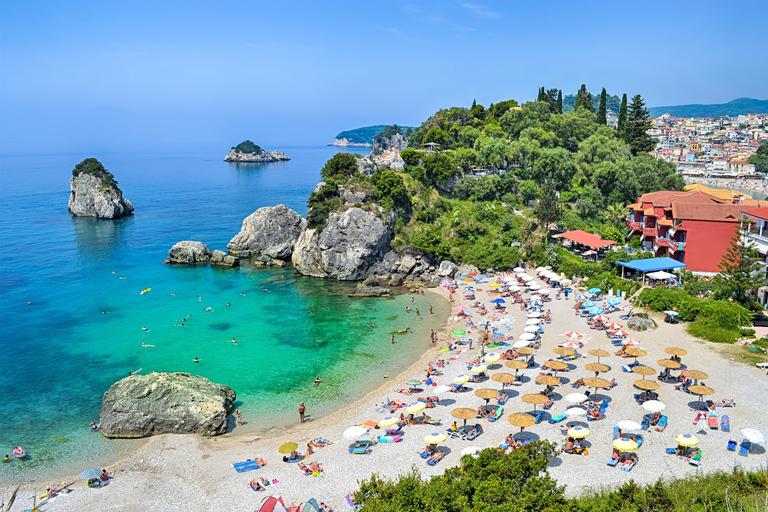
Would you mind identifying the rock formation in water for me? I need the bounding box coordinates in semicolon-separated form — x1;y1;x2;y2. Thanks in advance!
99;372;235;438
227;204;306;262
164;241;213;264
224;140;290;162
210;249;239;267
68;158;134;219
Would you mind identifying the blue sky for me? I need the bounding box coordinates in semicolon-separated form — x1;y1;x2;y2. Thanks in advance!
1;0;766;154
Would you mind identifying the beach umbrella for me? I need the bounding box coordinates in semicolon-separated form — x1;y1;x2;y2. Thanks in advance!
528;284;542;291
561;279;572;286
575;294;588;302
741;429;766;444
516;346;537;355
564;330;584;339
461;446;482;456
524;325;540;333
488;283;502;288
520;333;537;341
490;298;506;303
567;426;590;438
611;329;629;337
607;298;622;306
642;400;666;412
553;347;575;356
665;347;688;356
584;377;610;395
550;275;561;282
536;375;560;387
507;412;537;436
565;393;589;403
688;385;715;410
675;434;699;447
522;393;550;411
79;468;104;480
470;364;488;374
451;407;477;427
508;285;522;292
302;498;321;512
484;352;501;363
405;379;422;386
258;495;289;512
581;301;596;308
560;341;581;351
504;276;517;283
454;305;467;311
278;442;299;454
406;402;426;415
513;267;525;273
343;426;369;439
612;438;639;451
546;361;568;372
524;312;541;320
514;339;533;348
588;288;601;294
593;315;611;323
378;416;399;427
536;266;547;272
424;433;447;444
505;359;528;369
475;388;500;406
604;322;623;330
530;299;543;307
453;374;470;384
632;365;655;378
657;359;681;369
616;420;643;431
664;310;680;317
589;307;604;316
624;338;642;346
491;373;516;385
588;349;610;363
525;319;542;325
681;370;708;381
625;348;647;363
527;306;542;313
634;379;660;391
522;275;534;281
565;407;587;417
432;385;452;395
585;363;609;375
452;329;466;336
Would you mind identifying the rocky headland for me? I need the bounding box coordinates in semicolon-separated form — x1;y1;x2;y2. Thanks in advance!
330;138;371;148
224;140;290;162
99;372;236;438
68;158;134;219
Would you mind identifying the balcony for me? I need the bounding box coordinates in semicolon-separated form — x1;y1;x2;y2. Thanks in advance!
643;228;657;237
668;241;686;252
626;220;643;230
744;231;768;255
656;238;673;248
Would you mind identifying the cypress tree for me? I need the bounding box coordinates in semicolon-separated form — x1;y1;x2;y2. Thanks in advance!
556;90;563;114
574;84;592;112
617;93;628;138
626;94;655;156
537;87;545;102
598;88;607;125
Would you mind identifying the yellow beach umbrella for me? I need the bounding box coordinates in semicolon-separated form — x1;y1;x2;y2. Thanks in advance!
406;402;426;414
453;375;470;384
612;437;638;451
378;416;399;427
470;365;488;374
567;426;590;439
665;347;688;356
675;434;699;447
424;432;447;444
462;278;473;283
278;441;298;454
484;352;501;363
488;283;502;288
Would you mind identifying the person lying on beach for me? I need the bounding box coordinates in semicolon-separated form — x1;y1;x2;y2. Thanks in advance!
305;443;314;457
650;412;661;426
310;438;330;448
395;388;414;395
249;477;270;491
346;492;358;505
622;453;637;469
298;462;313;475
572;378;585;387
477;406;491;419
426;451;445;463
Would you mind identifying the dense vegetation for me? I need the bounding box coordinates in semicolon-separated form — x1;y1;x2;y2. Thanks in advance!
647;97;768;118
563;90;621;114
232;140;264;154
749;141;768;174
353;443;768;511
335;125;414;145
72;158;119;190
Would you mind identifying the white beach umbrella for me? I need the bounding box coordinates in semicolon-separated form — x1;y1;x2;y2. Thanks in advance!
616;420;643;431
508;285;521;292
504;276;517;283
520;333;537;341
528;284;542;290
561;279;572;286
565;393;589;403
513;339;532;348
549;275;561;282
741;428;766;444
521;275;534;281
642;400;666;413
525;319;542;325
343;425;369;439
527;311;542;318
513;267;525;273
565;408;587;417
523;325;540;332
536;266;546;272
432;385;452;395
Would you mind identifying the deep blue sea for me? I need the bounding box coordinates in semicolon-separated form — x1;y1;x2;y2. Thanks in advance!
0;147;448;482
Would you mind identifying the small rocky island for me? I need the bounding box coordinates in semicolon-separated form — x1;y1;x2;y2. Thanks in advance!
99;372;236;438
68;158;134;219
224;140;290;162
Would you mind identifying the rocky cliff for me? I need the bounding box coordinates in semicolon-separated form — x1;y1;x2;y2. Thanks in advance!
99;372;236;438
224;148;290;162
227;204;306;262
353;132;408;172
165;241;213;264
68;173;134;219
330;138;371;147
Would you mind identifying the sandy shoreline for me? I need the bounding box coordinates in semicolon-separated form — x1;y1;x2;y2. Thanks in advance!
3;278;767;511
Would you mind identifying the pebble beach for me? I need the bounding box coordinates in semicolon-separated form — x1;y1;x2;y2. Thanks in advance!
3;270;768;512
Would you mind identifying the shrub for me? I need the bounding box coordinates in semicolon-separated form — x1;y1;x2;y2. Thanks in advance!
72;158;118;190
232;140;263;154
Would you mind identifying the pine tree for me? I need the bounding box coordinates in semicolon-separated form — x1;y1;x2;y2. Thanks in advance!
718;219;768;307
617;93;628;138
597;88;607;125
556;90;563;114
626;94;655;156
574;84;592;112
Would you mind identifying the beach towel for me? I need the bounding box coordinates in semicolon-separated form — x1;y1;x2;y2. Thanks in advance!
721;415;730;431
654;415;668;431
234;461;262;473
620;461;636;472
607;457;619;466
548;414;566;424
708;415;719;429
739;440;751;456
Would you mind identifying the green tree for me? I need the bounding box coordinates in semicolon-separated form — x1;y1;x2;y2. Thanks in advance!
606;202;628;227
72;157;118;189
617;93;628;138
537;87;545;102
320;153;359;180
469;100;485;120
536;178;561;236
532;147;577;189
556;90;563;114
717;219;768;308
371;169;410;211
574;84;593;112
597;88;607;125
749;142;768;173
625;94;655;156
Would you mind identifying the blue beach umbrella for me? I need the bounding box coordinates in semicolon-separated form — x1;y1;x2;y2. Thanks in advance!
581;301;596;308
490;298;506;303
457;275;467;279
589;307;604;316
478;275;488;279
608;298;621;306
530;299;543;307
575;294;588;302
588;288;601;294
664;310;679;317
527;306;542;313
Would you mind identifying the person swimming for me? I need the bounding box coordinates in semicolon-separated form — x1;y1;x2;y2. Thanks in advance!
141;326;149;331
193;357;200;363
128;368;142;375
141;342;155;347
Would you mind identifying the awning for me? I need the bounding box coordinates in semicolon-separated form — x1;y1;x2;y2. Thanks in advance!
557;230;616;249
647;271;673;280
616;257;687;272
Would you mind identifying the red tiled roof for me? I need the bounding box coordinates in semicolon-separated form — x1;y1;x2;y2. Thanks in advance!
672;203;750;222
556;230;616;249
743;207;768;221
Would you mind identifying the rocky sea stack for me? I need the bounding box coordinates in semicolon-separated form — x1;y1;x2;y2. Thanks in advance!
227;204;306;262
99;372;236;438
68;158;134;219
224;140;290;162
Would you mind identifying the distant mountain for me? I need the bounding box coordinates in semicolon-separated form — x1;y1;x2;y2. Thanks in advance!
648;98;768;118
330;125;414;147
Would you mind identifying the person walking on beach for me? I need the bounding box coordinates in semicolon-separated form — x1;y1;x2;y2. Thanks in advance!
429;305;433;314
298;403;306;423
391;334;395;344
236;409;242;425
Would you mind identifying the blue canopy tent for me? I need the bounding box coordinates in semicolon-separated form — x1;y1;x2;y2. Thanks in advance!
616;257;687;285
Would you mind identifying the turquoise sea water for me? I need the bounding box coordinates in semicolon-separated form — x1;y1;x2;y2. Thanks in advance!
0;147;448;482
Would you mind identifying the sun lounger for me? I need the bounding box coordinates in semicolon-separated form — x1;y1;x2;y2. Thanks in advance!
425;417;442;426
346;494;361;510
739;440;751;456
349;446;368;455
620;461;636;472
385;427;401;435
654;415;668;431
233;461;262;472
708;415;719;429
497;393;510;405
466;424;483;440
488;407;503;422
378;435;401;443
419;449;435;459
719;399;736;408
641;414;652;430
543;400;554;410
548;413;566;424
532;411;545;423
613;426;621;439
446;424;464;439
665;448;677;455
607;457;619;466
727;440;737;451
621;365;632;373
721;415;730;431
426;451;446;466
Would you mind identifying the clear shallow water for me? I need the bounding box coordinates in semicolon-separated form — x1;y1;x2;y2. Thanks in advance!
0;147;448;482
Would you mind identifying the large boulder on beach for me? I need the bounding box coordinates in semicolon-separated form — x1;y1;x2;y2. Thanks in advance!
99;372;236;438
227;204;306;261
68;158;133;219
164;241;212;264
292;207;396;280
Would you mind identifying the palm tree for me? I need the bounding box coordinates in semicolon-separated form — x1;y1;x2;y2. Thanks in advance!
605;203;627;227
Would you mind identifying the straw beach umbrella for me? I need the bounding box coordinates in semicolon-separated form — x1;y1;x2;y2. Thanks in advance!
451;407;477;427
625;348;647;364
681;370;708;382
491;373;516;386
665;347;688;357
507;412;536;437
505;360;528;375
553;347;575;356
632;365;655;379
688;385;715;410
546;361;568;374
475;388;499;406
584;377;610;396
657;359;681;369
536;375;560;386
634;379;660;391
522;393;549;412
588;349;610;363
585;363;609;377
516;347;537;355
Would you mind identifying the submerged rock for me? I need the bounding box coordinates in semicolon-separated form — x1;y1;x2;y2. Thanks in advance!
68;159;133;219
164;241;212;264
99;372;236;438
227;204;306;261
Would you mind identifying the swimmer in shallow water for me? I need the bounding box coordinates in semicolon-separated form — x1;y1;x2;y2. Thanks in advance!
193;357;200;363
129;368;142;375
204;307;212;311
142;342;155;347
230;338;237;345
142;326;149;331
